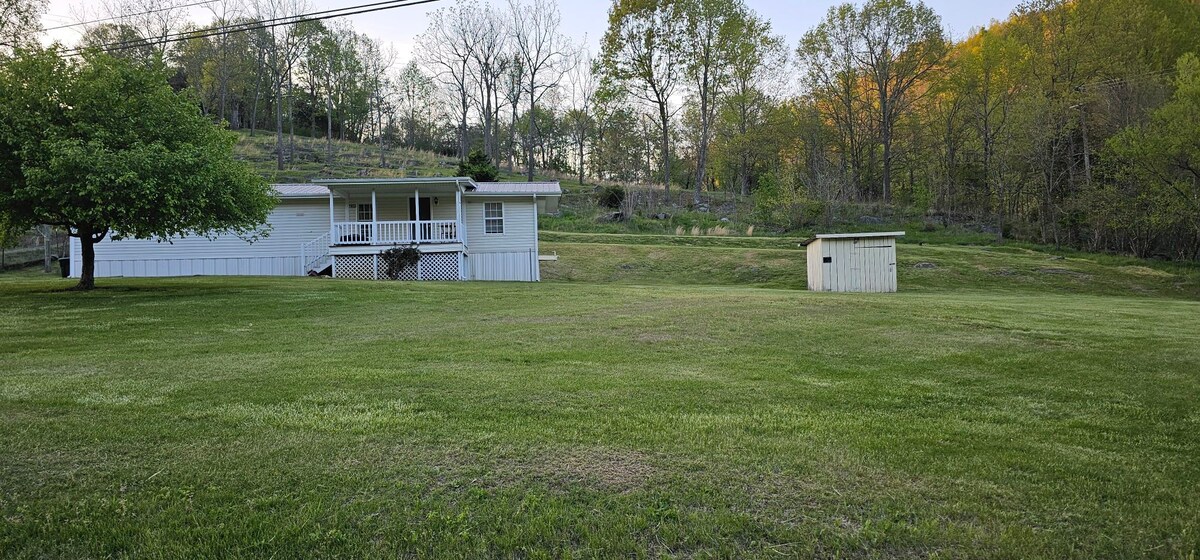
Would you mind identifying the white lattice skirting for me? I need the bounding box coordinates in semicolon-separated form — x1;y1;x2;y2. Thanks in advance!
334;252;462;281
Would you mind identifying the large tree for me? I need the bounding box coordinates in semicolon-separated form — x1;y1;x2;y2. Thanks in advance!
0;49;274;290
1102;53;1200;259
599;0;685;195
416;1;478;160
509;0;570;181
855;0;947;202
680;0;745;204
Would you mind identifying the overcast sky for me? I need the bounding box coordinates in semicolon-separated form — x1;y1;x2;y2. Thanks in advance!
41;0;1023;63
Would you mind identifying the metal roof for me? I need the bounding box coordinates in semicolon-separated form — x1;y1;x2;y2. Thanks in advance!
469;182;562;196
272;179;562;198
800;231;905;246
273;184;330;198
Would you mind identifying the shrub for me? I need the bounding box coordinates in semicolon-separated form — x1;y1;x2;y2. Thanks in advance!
380;245;421;279
456;149;499;182
596;185;626;209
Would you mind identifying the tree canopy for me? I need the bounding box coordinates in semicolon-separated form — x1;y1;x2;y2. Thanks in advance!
0;48;275;289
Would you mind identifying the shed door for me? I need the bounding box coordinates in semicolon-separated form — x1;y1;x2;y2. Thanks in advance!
850;240;894;292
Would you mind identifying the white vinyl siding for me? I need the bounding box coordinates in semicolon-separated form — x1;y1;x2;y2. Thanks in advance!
462;197;540;281
463;197;536;252
69;199;330;278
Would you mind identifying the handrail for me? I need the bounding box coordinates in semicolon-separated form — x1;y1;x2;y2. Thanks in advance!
300;231;332;274
331;220;459;245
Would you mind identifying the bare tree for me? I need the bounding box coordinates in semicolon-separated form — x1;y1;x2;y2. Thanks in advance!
501;51;525;171
466;3;509;164
359;35;396;167
203;0;246;124
797;5;869;198
564;44;597;186
509;0;571;181
96;0;192;60
416;2;478;160
395;60;436;150
854;0;947;201
0;0;47;52
251;0;309;171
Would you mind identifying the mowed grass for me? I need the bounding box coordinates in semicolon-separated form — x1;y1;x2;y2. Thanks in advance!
1;268;1198;558
540;231;1200;299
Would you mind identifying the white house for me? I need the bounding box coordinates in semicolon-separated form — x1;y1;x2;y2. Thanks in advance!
68;178;562;282
801;232;904;293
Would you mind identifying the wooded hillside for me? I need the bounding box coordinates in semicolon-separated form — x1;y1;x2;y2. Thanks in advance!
18;0;1200;259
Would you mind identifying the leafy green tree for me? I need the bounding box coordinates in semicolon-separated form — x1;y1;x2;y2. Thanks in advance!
457;148;500;182
712;8;785;196
1102;53;1200;258
0;48;274;290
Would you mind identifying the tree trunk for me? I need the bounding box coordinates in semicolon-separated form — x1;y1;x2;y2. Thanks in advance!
250;62;263;138
326;96;334;163
287;74;295;166
526;90;536;181
739;153;749;197
881;122;892;202
658;102;671;196
577;137;585;186
73;227;103;291
275;74;284;171
508;101;518;172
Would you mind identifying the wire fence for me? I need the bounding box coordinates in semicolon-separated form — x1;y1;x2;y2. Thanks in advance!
0;228;70;272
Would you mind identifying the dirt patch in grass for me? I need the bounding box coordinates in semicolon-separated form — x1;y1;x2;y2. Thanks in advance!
636;332;674;343
489;447;657;492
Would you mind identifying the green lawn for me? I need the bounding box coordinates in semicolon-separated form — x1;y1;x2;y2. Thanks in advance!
1;257;1199;557
540;231;1200;299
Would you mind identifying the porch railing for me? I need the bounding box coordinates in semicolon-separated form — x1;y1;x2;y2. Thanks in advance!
331;220;459;246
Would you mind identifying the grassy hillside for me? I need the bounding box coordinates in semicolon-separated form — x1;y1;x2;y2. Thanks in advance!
1;274;1197;558
539;232;1200;299
232;131;533;184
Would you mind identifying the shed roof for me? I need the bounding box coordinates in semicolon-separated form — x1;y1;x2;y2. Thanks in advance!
799;231;905;246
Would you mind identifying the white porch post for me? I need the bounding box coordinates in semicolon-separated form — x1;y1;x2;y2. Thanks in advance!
371;189;378;244
328;191;335;244
414;188;421;243
455;189;463;242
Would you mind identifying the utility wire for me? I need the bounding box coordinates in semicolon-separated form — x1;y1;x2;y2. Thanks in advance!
44;0;222;32
60;0;441;56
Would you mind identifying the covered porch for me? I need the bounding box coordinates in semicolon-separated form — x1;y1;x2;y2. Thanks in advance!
318;178;470;247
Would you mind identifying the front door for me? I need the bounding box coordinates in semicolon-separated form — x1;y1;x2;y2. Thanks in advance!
408;197;433;240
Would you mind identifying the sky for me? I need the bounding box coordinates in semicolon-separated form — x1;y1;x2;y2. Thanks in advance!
41;0;1024;64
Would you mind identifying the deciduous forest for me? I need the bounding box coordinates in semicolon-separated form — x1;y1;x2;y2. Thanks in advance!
6;0;1200;259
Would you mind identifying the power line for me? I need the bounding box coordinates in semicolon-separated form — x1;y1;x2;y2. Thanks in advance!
60;0;441;56
44;0;222;32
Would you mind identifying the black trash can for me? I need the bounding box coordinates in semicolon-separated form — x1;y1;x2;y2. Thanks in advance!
59;257;70;278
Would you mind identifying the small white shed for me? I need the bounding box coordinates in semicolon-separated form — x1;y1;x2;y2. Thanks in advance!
802;232;904;293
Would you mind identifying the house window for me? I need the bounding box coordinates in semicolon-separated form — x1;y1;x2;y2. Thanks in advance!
357;203;373;222
484;202;504;234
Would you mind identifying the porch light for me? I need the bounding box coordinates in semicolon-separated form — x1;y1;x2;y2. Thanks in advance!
434;197;439;205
